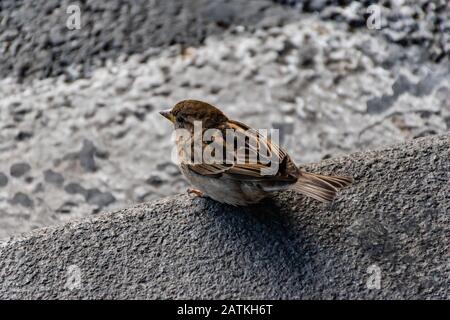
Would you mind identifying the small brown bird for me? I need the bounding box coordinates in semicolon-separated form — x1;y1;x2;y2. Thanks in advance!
160;100;352;206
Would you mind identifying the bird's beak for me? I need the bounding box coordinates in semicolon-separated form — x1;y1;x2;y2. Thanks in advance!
159;110;175;123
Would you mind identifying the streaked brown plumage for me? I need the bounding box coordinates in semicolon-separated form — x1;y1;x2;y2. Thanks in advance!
160;100;353;206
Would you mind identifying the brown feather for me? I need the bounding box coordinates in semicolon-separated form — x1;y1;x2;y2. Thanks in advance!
293;171;353;203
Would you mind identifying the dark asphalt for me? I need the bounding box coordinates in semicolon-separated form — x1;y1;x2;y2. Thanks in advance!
0;134;448;299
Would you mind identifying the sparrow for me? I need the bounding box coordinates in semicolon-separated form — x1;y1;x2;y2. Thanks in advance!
160;100;352;206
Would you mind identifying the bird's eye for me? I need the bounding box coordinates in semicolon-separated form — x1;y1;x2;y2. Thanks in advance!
177;115;185;123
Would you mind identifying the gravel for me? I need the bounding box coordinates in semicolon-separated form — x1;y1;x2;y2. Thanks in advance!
277;0;450;63
9;163;31;178
0;174;8;188
79;139;98;172
9;192;34;208
64;183;86;196
85;188;116;208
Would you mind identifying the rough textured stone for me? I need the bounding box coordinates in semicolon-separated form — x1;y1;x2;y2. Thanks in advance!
43;169;64;186
0;0;295;82
64;183;86;196
0;134;448;299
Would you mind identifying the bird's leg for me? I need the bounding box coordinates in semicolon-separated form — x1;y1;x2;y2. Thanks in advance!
187;188;204;197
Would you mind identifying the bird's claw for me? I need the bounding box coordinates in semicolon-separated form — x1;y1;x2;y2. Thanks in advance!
187;188;204;197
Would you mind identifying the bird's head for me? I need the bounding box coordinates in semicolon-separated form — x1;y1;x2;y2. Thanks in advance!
159;100;228;130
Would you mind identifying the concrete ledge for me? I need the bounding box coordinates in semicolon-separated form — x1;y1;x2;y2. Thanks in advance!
1;134;449;299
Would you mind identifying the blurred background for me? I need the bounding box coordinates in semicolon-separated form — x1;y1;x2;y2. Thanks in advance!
0;0;449;239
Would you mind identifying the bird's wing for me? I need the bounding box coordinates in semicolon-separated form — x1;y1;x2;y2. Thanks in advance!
184;120;298;182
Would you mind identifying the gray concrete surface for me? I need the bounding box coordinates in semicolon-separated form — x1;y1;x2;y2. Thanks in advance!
1;134;448;299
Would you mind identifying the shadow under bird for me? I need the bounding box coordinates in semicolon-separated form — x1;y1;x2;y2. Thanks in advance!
160;100;352;206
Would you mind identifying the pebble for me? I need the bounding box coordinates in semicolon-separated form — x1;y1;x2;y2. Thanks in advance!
0;172;8;187
64;183;86;195
15;131;33;141
85;189;116;207
10;192;34;208
10;162;31;178
146;174;165;187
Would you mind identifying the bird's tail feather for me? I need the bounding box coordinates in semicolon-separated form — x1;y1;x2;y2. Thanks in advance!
292;171;353;203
